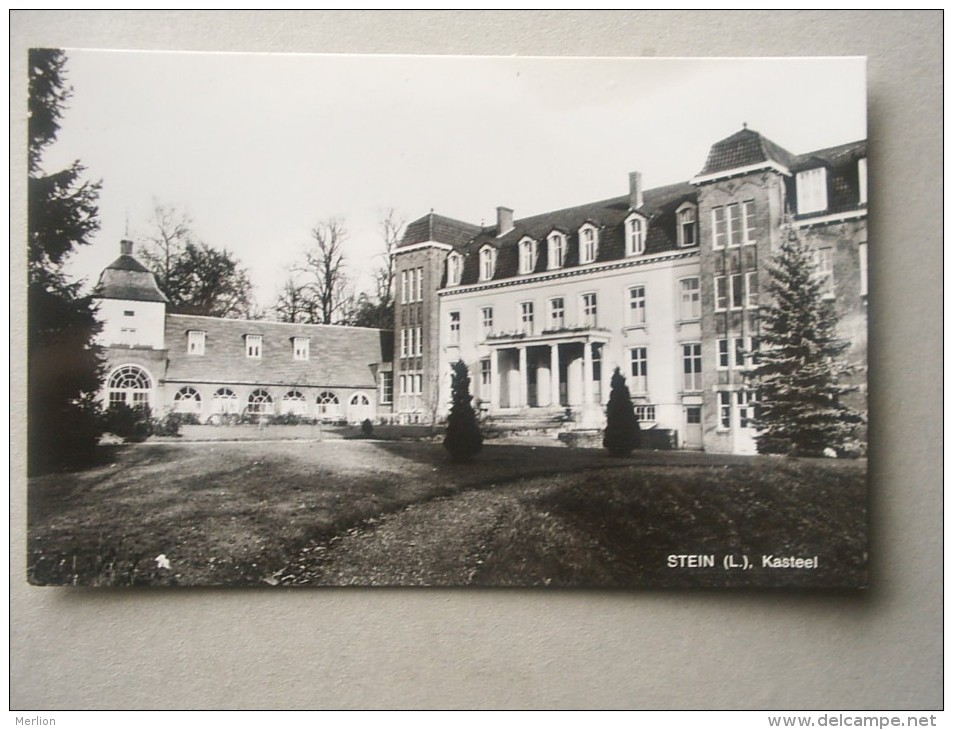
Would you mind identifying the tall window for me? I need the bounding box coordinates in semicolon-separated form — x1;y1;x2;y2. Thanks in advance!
187;330;206;356
449;311;461;344
581;293;598;327
480;247;496;281
718;337;757;369
293;337;310;361
627;215;645;255
317;391;340;419
743;200;756;244
859;242;868;297
519;239;537;275
247;389;274;416
481;307;494;338
520;302;535;335
212;387;239;414
379;372;393;405
679;277;700;320
718;391;731;429
797;167;828;214
415;326;423;356
677;204;697;247
173;386;202;414
714;275;747;310
737;390;758;429
400;270;409;303
580;225;598;264
108;366;152;410
282;390;308;415
245;334;262;358
682;343;702;391
480;358;492;396
415;267;423;301
814;247;835;298
628;285;646;326
629;347;648;393
447;253;462;286
745;271;759;308
858;158;868;205
549;298;565;329
715;276;728;311
400;328;409;358
548;233;566;269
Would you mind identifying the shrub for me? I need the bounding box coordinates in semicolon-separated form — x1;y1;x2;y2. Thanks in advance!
152;411;200;437
361;418;374;437
444;360;483;463
103;403;154;443
603;367;641;457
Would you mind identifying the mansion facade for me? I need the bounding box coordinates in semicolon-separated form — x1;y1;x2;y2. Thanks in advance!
393;127;868;454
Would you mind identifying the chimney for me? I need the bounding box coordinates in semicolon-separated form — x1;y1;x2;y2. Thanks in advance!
120;239;135;256
496;206;514;236
629;171;643;209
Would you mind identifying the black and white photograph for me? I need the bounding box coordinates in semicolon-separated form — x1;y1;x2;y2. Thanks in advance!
27;50;869;589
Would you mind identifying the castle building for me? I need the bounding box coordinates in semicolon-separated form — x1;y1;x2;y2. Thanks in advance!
94;240;393;423
392;127;868;453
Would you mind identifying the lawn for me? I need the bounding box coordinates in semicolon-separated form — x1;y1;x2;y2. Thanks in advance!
26;439;867;588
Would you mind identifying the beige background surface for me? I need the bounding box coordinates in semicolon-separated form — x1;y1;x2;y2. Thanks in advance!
10;11;943;710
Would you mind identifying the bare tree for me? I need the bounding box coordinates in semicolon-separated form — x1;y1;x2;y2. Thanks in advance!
301;218;350;325
376;208;404;308
138;201;193;290
273;267;317;324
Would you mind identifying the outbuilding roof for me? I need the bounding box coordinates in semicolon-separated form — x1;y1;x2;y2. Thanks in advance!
95;253;168;303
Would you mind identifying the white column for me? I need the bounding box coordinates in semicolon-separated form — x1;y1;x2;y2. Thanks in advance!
600;344;610;404
518;346;528;408
490;349;500;410
550;344;560;407
583;341;593;405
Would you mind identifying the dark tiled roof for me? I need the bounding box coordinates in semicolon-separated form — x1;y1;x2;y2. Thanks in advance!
401;213;483;249
698;127;796;177
450;181;697;286
790;139;867;172
790;139;867;217
95;255;168;303
163;314;391;389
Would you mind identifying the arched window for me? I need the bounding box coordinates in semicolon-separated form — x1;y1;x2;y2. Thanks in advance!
212;387;239;414
446;253;463;286
625;213;646;255
173;387;202;414
518;238;537;275
548;232;566;269
247;389;274;415
579;224;599;264
107;365;152;410
348;392;373;425
479;246;497;282
282;390;308;416
316;391;340;420
677;203;697;247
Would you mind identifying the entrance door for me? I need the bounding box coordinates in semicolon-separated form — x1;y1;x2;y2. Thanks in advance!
527;361;538;407
733;391;758;454
683;406;703;449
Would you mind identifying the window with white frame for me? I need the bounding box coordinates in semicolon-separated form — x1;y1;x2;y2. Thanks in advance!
480;246;497;281
247;388;274;416
859;242;868;297
245;334;262;358
628;285;646;326
745;271;759;308
679;277;701;320
629;347;648;393
677;204;697;247
449;311;461;344
715;275;728;311
814;247;835;298
415;326;422;356
797;167;828;214
682;343;702;391
743;200;756;244
481;307;494;338
173;386;202;414
415;267;423;301
579;225;598;264
187;330;206;356
317;391;340;419
400;270;409;303
480;358;492;399
293;337;310;361
519;238;537;275
379;372;393;405
212;387;239;414
520;301;534;335
400;328;409;358
714;275;746;310
737;390;758;429
282;390;308;415
548;232;566;269
718;391;732;429
626;214;645;255
581;292;598;327
712;202;748;249
446;253;463;286
718;337;757;369
548;298;565;330
858;158;868;205
635;404;656;423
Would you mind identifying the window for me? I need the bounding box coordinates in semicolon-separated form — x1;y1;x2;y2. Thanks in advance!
581;293;598;327
677;204;697;247
635;405;656;422
107;365;152;410
548;232;566;269
293;337;310;361
682;343;702;391
481;307;494;338
628;285;646;326
415;326;423;356
282;390;308;415
626;214;645;255
737;390;758;429
715;276;728;311
520;302;534;335
449;311;461;344
173;387;202;414
718;337;757;369
814;247;835;298
247;389;274;416
519;238;537;275
580;225;598;264
480;246;497;281
119;327;137;344
679;278;700;320
245;334;262;358
317;391;341;419
123;310;135;317
212;387;239;414
858;158;868;205
480;359;492;398
797;167;828;214
745;272;759;308
187;330;206;355
379;372;393;405
400;270;409;303
718;339;730;369
400;329;409;358
447;253;463;286
859;242;868;297
743;200;756;244
629;347;648;393
415;267;423;301
718;391;731;429
730;273;745;309
548;298;565;329
714;203;745;249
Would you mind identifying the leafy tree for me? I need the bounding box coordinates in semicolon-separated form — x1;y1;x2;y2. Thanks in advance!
603;367;641;456
444;361;483;463
28;48;105;473
751;235;864;457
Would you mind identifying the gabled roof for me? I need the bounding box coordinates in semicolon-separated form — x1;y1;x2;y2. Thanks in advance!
163;314;391;389
400;212;483;249
697;126;796;177
95;253;168;303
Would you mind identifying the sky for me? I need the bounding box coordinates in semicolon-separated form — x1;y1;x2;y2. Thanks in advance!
41;52;867;310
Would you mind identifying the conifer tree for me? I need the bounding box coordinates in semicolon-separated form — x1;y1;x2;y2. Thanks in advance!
603;367;640;456
443;360;482;463
752;234;863;456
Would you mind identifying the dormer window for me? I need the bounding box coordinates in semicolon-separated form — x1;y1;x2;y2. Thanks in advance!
293;336;310;361
579;224;599;264
187;330;206;356
858;158;867;205
797;167;828;214
548;232;566;270
518;238;537;275
677;203;697;247
625;213;646;256
245;334;262;359
479;246;497;282
446;253;463;286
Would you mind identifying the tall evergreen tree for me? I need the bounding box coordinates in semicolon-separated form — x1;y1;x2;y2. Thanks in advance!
603;367;641;456
751;234;863;457
28;49;105;473
443;361;483;463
